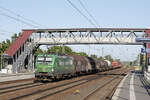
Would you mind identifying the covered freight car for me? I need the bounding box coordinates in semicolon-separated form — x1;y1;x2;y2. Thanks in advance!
70;55;88;74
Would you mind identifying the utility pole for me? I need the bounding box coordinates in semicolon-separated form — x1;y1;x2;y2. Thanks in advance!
62;44;65;54
88;45;90;56
102;47;104;57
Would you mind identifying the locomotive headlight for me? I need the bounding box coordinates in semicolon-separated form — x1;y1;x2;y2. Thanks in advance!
51;68;54;72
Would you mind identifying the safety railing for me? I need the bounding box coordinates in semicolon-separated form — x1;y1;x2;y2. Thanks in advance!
144;71;150;84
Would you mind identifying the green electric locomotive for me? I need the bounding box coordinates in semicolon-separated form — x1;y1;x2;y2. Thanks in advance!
34;54;75;82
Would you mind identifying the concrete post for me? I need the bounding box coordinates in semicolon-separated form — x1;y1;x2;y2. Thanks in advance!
32;53;34;71
14;53;18;74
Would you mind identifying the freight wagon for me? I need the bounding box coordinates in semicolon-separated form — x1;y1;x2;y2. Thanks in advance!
34;54;120;82
112;61;121;68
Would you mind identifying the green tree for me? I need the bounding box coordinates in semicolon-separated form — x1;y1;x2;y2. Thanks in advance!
63;46;72;54
0;32;22;69
6;39;11;46
98;56;104;60
18;32;21;36
77;52;88;56
115;59;121;63
35;48;44;56
11;33;18;42
47;46;72;54
104;55;113;62
0;43;2;55
1;41;7;52
71;52;78;55
91;54;97;59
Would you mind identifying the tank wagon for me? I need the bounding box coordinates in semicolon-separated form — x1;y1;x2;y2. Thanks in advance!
34;54;120;82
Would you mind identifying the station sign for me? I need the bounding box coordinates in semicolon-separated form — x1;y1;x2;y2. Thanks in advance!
141;48;146;53
136;38;150;42
141;48;150;53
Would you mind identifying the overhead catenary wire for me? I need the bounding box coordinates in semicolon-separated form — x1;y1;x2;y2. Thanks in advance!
66;0;134;61
78;0;100;28
77;1;134;61
0;12;39;28
90;45;130;61
66;0;99;56
0;28;17;36
0;29;15;34
78;0;101;56
0;6;47;28
113;45;130;61
0;31;12;36
66;0;98;28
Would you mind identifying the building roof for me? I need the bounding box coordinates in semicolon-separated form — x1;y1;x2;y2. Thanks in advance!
5;30;34;57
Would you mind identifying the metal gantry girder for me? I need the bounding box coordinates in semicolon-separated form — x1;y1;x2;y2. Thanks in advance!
24;28;147;32
26;28;148;45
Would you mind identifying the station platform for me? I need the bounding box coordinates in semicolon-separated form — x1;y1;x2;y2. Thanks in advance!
112;70;150;100
0;73;34;82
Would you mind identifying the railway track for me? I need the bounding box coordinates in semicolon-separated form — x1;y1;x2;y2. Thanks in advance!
24;74;112;100
80;71;127;100
0;82;44;95
39;67;130;100
101;78;122;100
0;78;38;94
0;78;34;85
0;67;130;100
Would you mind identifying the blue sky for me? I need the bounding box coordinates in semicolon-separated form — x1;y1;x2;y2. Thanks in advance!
0;0;149;61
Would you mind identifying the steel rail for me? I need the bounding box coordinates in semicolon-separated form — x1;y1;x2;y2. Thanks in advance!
101;71;129;100
0;82;44;94
10;68;124;100
0;78;34;85
80;70;129;100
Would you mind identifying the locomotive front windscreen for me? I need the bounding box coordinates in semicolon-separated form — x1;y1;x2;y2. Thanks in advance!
37;57;45;64
45;57;53;65
37;56;53;65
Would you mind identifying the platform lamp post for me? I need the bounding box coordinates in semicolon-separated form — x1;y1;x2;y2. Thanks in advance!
0;43;2;71
143;43;147;73
142;44;146;73
102;47;104;57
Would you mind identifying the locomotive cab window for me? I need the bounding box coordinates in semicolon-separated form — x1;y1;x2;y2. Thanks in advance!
45;57;53;65
37;57;45;64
